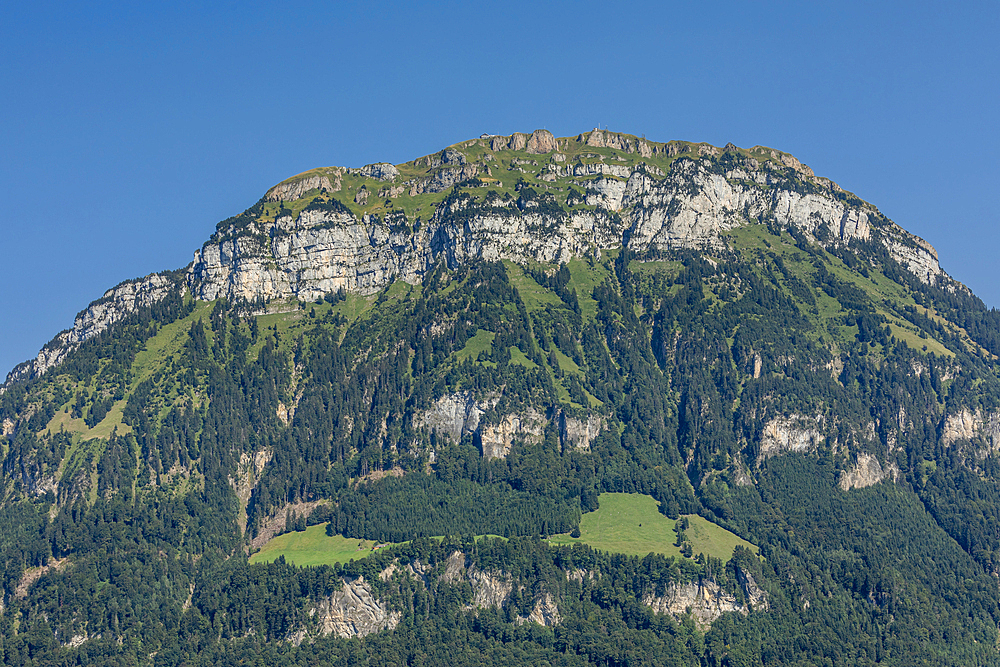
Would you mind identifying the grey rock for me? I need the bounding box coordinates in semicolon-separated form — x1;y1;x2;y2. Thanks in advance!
358;163;400;181
300;577;399;640
267;173;341;201
7;139;954;387
4;273;181;387
643;568;768;630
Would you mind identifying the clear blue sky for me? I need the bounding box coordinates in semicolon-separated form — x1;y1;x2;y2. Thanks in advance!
2;1;998;377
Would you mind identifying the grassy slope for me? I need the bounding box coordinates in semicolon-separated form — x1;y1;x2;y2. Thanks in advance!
547;492;756;561
249;525;389;567
251;493;756;566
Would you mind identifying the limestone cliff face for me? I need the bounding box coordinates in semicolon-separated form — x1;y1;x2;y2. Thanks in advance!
293;576;399;642
941;408;1000;457
559;411;603;451
4;131;951;388
438;551;560;626
839;452;901;490
414;393;546;459
4;272;183;387
414;393;601;458
757;415;826;462
187;137;944;308
643;569;768;630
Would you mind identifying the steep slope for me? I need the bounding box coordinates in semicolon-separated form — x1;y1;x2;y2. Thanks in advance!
2;130;1000;665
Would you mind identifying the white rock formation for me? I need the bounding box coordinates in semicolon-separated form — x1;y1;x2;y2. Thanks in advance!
839;452;901;490
4;134;952;387
518;592;561;627
559;411;603;451
643;570;767;630
4;272;181;386
267;172;341;201
414;393;545;459
479;410;545;459
757;415;825;462
303;577;399;640
190;144;943;312
941;408;1000;453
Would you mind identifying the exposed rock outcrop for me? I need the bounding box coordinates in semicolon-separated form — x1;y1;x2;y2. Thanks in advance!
757;415;825;462
643;570;767;630
525;129;557;154
267;172;341;201
479;410;545;459
414;393;545;459
15;557;69;599
187;140;944;312
941;408;1000;455
302;577;399;640
839;452;900;490
5;132;953;387
230;448;273;536
518;592;561;627
356;163;400;181
559;411;603;451
4;272;182;387
438;551;557;625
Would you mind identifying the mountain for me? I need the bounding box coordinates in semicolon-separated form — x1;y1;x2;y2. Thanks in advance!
3;129;1000;666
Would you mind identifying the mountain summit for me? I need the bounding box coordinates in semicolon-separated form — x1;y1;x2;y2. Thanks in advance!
3;130;1000;665
6;129;946;386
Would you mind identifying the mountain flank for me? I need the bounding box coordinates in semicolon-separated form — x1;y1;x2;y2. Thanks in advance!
6;129;945;387
3;130;1000;665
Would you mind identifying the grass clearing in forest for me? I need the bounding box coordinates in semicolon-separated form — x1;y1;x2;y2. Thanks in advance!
548;493;756;561
250;525;392;567
504;261;563;312
456;329;495;362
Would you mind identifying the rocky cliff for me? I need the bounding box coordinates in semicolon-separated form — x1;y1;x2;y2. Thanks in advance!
185;130;946;311
643;568;768;630
4;130;952;388
4;271;184;387
290;576;399;643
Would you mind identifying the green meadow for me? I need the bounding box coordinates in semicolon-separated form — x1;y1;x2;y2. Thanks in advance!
548;493;757;561
249;525;391;567
251;493;756;567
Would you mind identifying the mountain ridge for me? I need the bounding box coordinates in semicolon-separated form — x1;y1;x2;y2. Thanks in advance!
3;129;952;388
5;129;1000;664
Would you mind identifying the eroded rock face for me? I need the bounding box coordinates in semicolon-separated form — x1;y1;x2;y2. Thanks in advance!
643;570;767;630
941;408;1000;455
559;411;603;451
414;392;486;442
757;415;825;462
187;145;944;313
480;410;545;459
6;134;951;387
414;393;546;459
526;129;557;154
4;273;182;387
437;551;558;625
267;172;341;201
518;592;560;627
357;163;400;181
839;452;900;490
306;577;399;639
